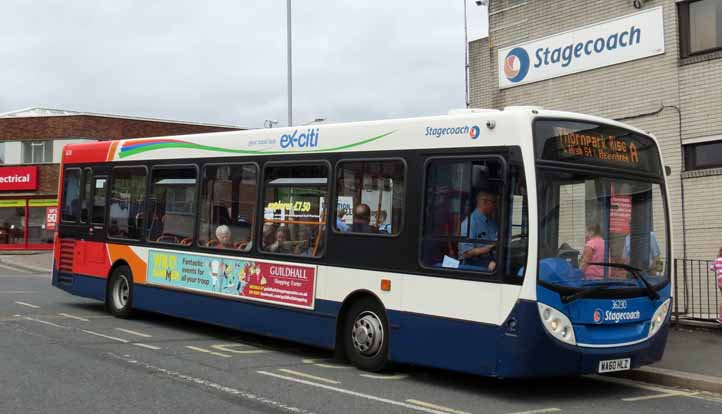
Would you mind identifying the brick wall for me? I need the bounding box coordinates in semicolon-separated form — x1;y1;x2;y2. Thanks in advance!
0;115;240;141
470;0;722;262
38;164;60;195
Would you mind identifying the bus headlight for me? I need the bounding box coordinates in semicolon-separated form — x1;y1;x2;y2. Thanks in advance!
538;303;576;346
647;298;671;339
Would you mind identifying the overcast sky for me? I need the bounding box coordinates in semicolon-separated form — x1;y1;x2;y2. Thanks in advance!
0;1;488;129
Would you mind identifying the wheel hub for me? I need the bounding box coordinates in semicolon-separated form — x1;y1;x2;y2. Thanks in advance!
351;311;384;357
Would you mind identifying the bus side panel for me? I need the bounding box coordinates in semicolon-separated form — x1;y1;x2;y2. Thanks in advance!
52;269;107;302
132;285;339;349
73;240;112;278
388;311;498;376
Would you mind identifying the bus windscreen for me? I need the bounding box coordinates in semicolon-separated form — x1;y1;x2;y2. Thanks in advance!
534;120;663;176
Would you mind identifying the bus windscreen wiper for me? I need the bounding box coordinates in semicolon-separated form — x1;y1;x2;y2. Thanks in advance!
588;262;660;300
561;285;609;303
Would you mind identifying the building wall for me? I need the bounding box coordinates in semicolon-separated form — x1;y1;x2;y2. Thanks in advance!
0;115;239;142
470;0;722;262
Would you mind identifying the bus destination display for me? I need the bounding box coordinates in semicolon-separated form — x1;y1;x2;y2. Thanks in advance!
535;120;662;175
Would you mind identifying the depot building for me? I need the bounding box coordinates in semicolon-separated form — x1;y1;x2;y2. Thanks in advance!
470;0;722;262
0;108;241;250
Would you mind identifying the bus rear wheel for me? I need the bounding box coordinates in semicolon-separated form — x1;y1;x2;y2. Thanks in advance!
107;265;135;318
343;297;389;372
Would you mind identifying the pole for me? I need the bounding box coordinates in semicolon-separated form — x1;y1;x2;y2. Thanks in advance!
463;0;470;108
287;0;293;126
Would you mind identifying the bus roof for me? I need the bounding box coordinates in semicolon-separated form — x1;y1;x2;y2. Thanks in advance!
60;108;655;165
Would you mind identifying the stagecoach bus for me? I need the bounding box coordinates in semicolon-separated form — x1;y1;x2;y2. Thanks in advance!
53;107;672;378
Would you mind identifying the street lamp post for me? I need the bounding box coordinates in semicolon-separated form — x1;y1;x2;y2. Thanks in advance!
287;0;293;126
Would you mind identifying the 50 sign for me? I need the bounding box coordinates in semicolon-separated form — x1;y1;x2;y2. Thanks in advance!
46;207;58;231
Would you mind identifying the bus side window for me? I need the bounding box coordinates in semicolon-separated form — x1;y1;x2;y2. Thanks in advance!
108;167;147;240
504;164;528;279
261;163;329;257
420;157;504;276
199;164;258;251
146;166;198;246
91;177;108;226
61;168;81;223
333;159;405;235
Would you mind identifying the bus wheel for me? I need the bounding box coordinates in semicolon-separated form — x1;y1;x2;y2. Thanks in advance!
343;297;389;372
108;265;134;318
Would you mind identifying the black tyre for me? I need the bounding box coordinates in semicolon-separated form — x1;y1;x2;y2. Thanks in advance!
107;265;135;318
343;297;389;372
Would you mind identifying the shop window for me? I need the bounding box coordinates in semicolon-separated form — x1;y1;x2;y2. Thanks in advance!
108;167;147;240
679;0;722;57
0;202;25;245
92;177;108;225
22;141;53;164
199;164;257;251
684;140;722;170
28;203;55;244
61;169;81;223
146;167;197;245
420;157;505;276
261;163;328;257
334;159;405;235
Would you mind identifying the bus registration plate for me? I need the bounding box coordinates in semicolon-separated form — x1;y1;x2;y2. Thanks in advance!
598;358;631;373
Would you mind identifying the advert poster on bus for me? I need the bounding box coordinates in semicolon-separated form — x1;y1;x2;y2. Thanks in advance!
147;250;316;310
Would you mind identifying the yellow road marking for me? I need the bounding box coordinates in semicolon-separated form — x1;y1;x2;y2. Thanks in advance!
59;313;89;322
133;343;161;350
185;346;231;358
115;328;152;338
211;343;268;354
15;301;39;309
360;373;408;380
277;368;340;384
405;399;470;414
82;330;129;343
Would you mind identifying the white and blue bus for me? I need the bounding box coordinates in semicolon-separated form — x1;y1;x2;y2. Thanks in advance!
53;107;672;377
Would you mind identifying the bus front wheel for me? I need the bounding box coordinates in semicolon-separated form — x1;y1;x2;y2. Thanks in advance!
343;297;389;372
107;265;135;318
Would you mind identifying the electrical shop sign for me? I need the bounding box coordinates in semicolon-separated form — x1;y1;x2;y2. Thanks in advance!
0;166;38;191
498;6;664;89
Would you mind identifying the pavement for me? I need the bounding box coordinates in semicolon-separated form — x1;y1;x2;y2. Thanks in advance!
3;251;722;398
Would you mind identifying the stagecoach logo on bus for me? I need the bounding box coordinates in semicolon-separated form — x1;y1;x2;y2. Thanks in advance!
425;125;480;140
594;308;641;324
498;7;664;88
279;128;320;149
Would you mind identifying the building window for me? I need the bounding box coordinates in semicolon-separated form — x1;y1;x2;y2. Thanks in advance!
199;164;257;251
333;159;405;235
684;140;722;170
22;141;53;164
146;167;198;246
108;167;147;240
261;163;328;257
679;0;722;57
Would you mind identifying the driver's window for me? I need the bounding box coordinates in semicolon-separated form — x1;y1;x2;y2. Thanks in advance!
146;167;197;246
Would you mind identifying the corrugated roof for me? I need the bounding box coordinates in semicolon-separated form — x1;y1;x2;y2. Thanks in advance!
0;107;245;130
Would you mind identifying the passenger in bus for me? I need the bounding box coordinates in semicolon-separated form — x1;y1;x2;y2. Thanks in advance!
336;209;350;232
458;191;498;271
580;224;606;279
377;210;391;234
623;231;660;274
352;203;377;233
268;226;292;253
262;222;277;249
214;225;235;249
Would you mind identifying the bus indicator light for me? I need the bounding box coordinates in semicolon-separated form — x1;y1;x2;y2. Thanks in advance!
380;279;391;291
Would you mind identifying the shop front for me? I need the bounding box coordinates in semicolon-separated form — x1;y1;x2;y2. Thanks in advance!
0;166;57;250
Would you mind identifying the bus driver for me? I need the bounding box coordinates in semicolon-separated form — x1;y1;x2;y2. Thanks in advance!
459;190;499;271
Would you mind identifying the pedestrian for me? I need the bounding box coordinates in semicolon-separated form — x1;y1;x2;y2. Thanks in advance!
710;247;722;324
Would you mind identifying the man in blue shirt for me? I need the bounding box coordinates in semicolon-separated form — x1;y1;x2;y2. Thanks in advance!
459;191;499;270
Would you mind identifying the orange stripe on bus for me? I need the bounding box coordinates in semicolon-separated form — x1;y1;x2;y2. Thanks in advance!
106;141;120;161
107;244;147;284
